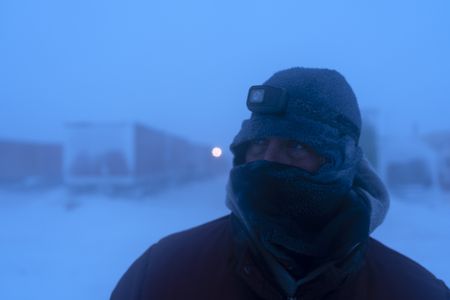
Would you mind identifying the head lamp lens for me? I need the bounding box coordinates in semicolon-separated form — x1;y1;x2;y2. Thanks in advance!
246;85;288;114
249;89;265;103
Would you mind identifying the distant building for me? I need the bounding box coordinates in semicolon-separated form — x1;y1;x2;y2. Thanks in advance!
423;130;450;191
360;110;380;170
358;110;450;195
379;132;438;195
0;139;62;186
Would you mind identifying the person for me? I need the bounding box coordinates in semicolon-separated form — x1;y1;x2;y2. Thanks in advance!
111;67;450;300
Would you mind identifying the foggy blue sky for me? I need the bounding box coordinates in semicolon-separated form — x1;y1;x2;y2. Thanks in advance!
1;0;449;151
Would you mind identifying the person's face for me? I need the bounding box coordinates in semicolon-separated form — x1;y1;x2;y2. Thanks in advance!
245;137;325;172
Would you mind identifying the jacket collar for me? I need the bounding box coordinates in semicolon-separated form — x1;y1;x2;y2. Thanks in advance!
230;214;368;300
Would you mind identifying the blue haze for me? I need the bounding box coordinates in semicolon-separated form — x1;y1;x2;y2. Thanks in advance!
1;0;449;151
1;2;450;298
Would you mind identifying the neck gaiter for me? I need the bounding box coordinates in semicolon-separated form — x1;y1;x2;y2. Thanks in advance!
226;160;370;273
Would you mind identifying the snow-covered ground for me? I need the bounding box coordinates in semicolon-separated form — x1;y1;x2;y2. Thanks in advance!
0;177;449;300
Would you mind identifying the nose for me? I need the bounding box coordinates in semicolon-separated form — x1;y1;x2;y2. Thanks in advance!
262;140;284;163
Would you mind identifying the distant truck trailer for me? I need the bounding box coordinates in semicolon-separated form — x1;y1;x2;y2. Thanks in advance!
64;123;228;194
0;139;62;187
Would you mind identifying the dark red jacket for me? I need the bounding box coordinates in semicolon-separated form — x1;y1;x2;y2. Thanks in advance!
111;215;449;300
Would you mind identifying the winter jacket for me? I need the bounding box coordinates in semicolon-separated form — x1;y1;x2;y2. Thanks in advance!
111;215;450;300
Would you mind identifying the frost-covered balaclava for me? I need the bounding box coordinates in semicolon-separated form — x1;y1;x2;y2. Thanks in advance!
226;67;389;294
229;67;389;233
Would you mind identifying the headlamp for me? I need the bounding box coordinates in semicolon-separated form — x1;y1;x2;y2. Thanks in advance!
246;85;288;114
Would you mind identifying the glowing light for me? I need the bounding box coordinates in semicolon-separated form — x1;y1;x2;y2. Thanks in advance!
211;147;223;158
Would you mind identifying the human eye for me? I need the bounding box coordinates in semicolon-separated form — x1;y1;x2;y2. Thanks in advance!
251;138;268;146
286;140;306;151
246;138;268;157
285;140;310;157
